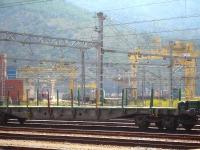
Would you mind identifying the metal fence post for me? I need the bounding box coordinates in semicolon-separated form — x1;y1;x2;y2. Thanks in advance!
36;88;39;106
77;88;80;106
71;89;73;108
179;88;181;101
57;89;59;106
95;89;98;109
26;89;29;108
150;88;154;108
17;91;20;105
47;89;50;108
100;90;103;106
6;91;9;109
125;88;128;106
121;89;124;108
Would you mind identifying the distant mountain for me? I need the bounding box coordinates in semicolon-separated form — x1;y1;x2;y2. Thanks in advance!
0;0;95;63
0;0;153;66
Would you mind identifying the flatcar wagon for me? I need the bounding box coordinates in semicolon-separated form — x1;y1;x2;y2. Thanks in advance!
0;100;199;131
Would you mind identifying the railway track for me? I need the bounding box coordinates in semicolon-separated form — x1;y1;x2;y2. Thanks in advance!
0;126;199;141
9;118;200;127
0;146;54;150
0;119;199;149
6;119;200;133
0;131;199;149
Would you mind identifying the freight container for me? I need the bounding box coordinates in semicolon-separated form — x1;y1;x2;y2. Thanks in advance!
7;66;16;79
5;79;24;104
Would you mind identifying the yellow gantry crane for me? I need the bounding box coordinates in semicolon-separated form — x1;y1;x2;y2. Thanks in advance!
128;41;200;100
17;63;77;99
77;82;96;89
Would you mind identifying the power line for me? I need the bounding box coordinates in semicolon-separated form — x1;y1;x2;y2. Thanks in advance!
102;0;183;12
0;0;39;6
104;14;200;27
79;27;200;40
56;13;200;32
103;27;200;38
85;0;190;33
3;0;194;33
105;20;134;49
0;0;196;35
0;0;53;8
0;0;96;25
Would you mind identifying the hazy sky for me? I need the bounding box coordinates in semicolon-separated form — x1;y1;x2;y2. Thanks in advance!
65;0;200;18
65;0;200;40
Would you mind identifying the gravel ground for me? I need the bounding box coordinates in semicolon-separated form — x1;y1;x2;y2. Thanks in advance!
0;139;165;150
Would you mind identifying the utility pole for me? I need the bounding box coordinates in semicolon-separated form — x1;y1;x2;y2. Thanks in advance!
81;49;86;102
159;68;162;107
96;12;105;106
169;41;173;107
142;66;145;105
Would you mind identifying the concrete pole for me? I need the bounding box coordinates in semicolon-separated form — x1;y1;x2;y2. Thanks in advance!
81;49;86;102
26;89;29;108
128;71;131;88
50;80;55;100
169;42;173;107
142;66;145;104
159;68;162;107
96;12;105;106
56;89;59;106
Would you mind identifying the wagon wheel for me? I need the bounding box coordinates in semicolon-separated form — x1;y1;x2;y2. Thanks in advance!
135;116;149;130
164;117;178;131
182;123;195;131
0;115;8;125
18;118;26;125
155;120;164;130
181;116;197;131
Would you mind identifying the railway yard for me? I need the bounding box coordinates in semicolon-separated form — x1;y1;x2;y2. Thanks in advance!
1;0;200;149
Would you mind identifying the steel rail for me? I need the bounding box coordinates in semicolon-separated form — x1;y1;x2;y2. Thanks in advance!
0;132;199;149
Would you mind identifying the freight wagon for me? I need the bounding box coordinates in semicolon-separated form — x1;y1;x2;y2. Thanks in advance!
0;100;199;131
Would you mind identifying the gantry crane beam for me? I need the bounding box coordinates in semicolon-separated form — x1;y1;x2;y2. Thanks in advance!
18;67;76;75
103;42;200;100
103;48;199;59
0;31;98;49
127;42;200;100
18;65;77;96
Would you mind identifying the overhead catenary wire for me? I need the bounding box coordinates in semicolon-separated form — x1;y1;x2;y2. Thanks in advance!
0;0;44;6
56;13;200;32
47;0;197;32
103;27;200;38
0;0;54;8
79;26;200;41
104;14;200;27
2;0;198;41
0;0;97;25
101;0;184;12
